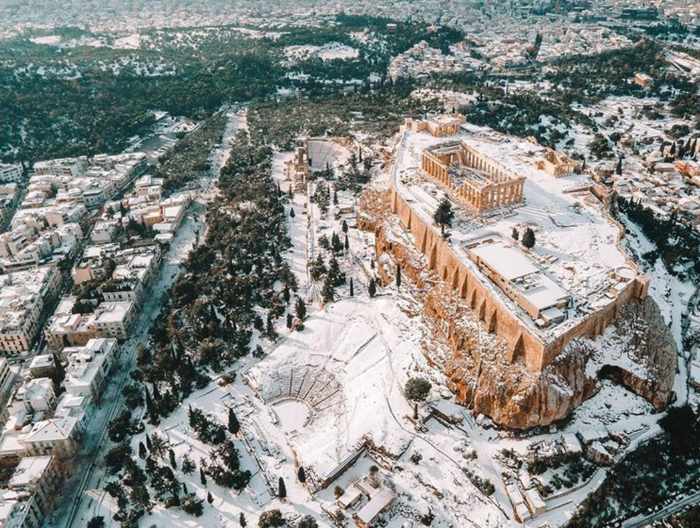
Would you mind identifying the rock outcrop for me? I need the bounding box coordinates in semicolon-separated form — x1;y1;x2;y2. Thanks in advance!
360;191;677;430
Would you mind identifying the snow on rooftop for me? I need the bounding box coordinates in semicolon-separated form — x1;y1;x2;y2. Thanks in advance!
470;242;538;281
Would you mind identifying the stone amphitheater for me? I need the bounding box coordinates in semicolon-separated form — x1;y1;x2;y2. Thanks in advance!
250;364;345;425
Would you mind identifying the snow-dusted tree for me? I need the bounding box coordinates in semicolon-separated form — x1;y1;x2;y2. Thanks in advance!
321;275;335;304
368;278;377;298
405;377;431;402
295;297;306;321
182;454;195;475
277;477;287;499
521;227;536;249
433;198;454;235
228;408;240;435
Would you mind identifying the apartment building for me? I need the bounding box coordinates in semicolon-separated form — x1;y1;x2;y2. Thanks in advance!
0;266;61;355
63;338;117;401
0;455;63;528
45;296;136;351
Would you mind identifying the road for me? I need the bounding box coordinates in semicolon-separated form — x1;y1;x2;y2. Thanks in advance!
622;490;700;528
43;107;245;528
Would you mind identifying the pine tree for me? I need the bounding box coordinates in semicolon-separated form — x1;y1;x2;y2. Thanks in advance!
207;492;214;504
278;477;287;499
289;208;295;218
342;220;348;233
182;482;188;495
282;286;290;303
615;157;623;176
521;227;536;249
138;442;147;459
169;449;177;469
297;466;306;483
145;434;152;451
333;190;338;205
370;258;375;269
295;297;306;321
368;278;377;298
228;408;240;435
152;383;161;401
200;467;207;485
349;278;354;297
511;227;519;241
239;512;247;527
344;234;349;251
286;313;293;329
396;266;401;288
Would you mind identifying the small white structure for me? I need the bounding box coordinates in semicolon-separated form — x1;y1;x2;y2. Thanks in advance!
355;487;396;528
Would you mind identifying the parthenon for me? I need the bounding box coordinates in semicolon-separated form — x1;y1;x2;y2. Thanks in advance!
421;141;525;213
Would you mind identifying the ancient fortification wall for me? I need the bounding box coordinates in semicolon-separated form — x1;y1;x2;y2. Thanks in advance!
380;185;649;373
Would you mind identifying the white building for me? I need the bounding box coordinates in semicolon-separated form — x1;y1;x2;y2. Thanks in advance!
63;338;117;401
0;266;61;355
0;164;22;184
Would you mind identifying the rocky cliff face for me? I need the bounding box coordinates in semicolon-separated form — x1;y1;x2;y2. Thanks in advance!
425;283;598;429
363;203;677;430
589;296;677;410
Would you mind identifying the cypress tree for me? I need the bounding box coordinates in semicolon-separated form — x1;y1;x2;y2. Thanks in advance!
145;434;152;451
207;492;214;504
344;234;349;251
342;219;348;233
321;275;335;304
295;297;306;321
239;512;247;527
228;408;240;435
298;466;306;483
278;477;287;499
349;278;354;297
200;467;207;485
396;266;401;288
290;208;295;218
286;313;293;329
169;449;177;469
138;442;147;459
369;279;377;298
